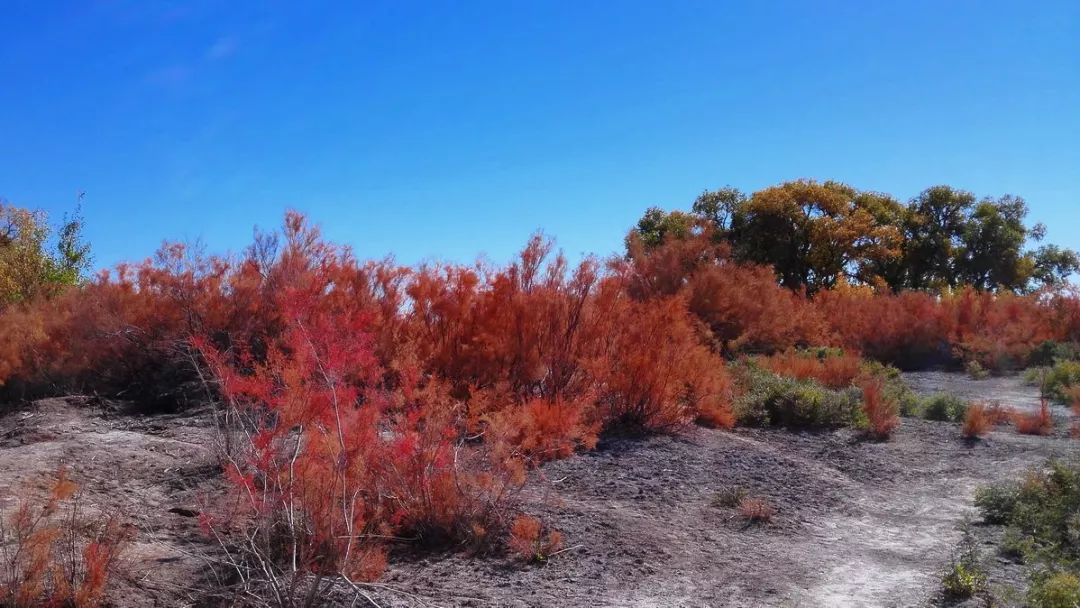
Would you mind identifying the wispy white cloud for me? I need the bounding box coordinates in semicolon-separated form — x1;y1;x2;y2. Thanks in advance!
205;35;239;61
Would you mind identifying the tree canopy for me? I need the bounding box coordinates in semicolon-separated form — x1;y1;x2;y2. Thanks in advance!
0;201;91;306
630;180;1077;294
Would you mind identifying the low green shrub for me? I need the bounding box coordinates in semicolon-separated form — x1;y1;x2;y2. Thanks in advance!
712;486;749;508
1026;361;1080;404
965;359;991;380
734;366;862;428
921;393;969;422
975;460;1080;606
1029;571;1080;608
942;546;986;599
974;483;1019;525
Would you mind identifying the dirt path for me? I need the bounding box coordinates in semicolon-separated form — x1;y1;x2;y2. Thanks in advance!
902;370;1045;412
0;399;1074;607
365;421;1075;608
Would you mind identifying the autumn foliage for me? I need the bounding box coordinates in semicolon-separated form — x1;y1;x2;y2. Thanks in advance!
1012;400;1055;436
961;404;993;439
0;205;1078;596
757;350;863;390
507;515;564;562
0;469;128;608
860;378;900;440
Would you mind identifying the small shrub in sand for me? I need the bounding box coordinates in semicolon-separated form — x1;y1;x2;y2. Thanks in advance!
508;515;563;563
861;378;899;440
712;486;749;509
1026;360;1080;404
736;496;775;524
1013;400;1054;436
921;393;968;423
962;403;993;439
0;469;128;608
975;461;1080;608
941;547;986;599
1029;571;1080;608
974;483;1019;524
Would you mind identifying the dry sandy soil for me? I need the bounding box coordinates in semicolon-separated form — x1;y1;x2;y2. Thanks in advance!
0;377;1075;607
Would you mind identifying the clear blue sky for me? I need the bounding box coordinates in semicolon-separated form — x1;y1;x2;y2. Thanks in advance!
2;1;1077;269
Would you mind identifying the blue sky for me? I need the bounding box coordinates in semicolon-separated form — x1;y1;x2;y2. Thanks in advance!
2;1;1077;269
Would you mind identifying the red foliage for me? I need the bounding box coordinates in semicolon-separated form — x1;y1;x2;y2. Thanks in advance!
816;286;954;369
736;496;775;523
197;289;527;585
757;350;863;389
860;378;900;440
1013;399;1054;436
0;469;128;608
591;294;734;432
507;515;563;562
962;403;993;439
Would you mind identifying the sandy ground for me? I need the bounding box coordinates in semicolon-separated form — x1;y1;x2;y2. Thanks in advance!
0;397;222;607
901;371;1045;412
0;375;1075;607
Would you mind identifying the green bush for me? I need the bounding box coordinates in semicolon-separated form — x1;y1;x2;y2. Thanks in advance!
1026;361;1080;404
941;547;986;599
1008;462;1080;566
712;486;748;508
921;393;969;422
1029;571;1080;608
734;367;862;428
965;359;991;380
977;460;1080;605
975;483;1020;525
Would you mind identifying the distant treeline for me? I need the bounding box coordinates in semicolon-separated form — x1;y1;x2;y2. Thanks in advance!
630;180;1078;294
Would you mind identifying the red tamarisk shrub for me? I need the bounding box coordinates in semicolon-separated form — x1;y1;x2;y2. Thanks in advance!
861;377;899;440
962;404;992;439
736;497;776;524
0;468;129;608
196;288;525;603
507;515;564;562
1013;399;1054;436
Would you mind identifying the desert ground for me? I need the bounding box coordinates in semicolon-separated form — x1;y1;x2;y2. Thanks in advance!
0;374;1073;608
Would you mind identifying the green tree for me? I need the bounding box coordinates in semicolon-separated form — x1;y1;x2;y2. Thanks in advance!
728;180;901;292
957;195;1033;291
0;201;91;306
627;207;696;250
1031;245;1080;288
691;186;745;237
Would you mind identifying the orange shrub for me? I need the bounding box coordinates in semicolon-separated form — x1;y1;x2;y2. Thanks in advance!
1013;399;1054;436
507;515;563;562
0;469;128;608
685;262;826;355
947;288;1059;372
736;496;775;523
592;295;734;432
197;289;527;590
758;350;863;389
861;378;899;440
817;286;954;369
962;403;992;439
